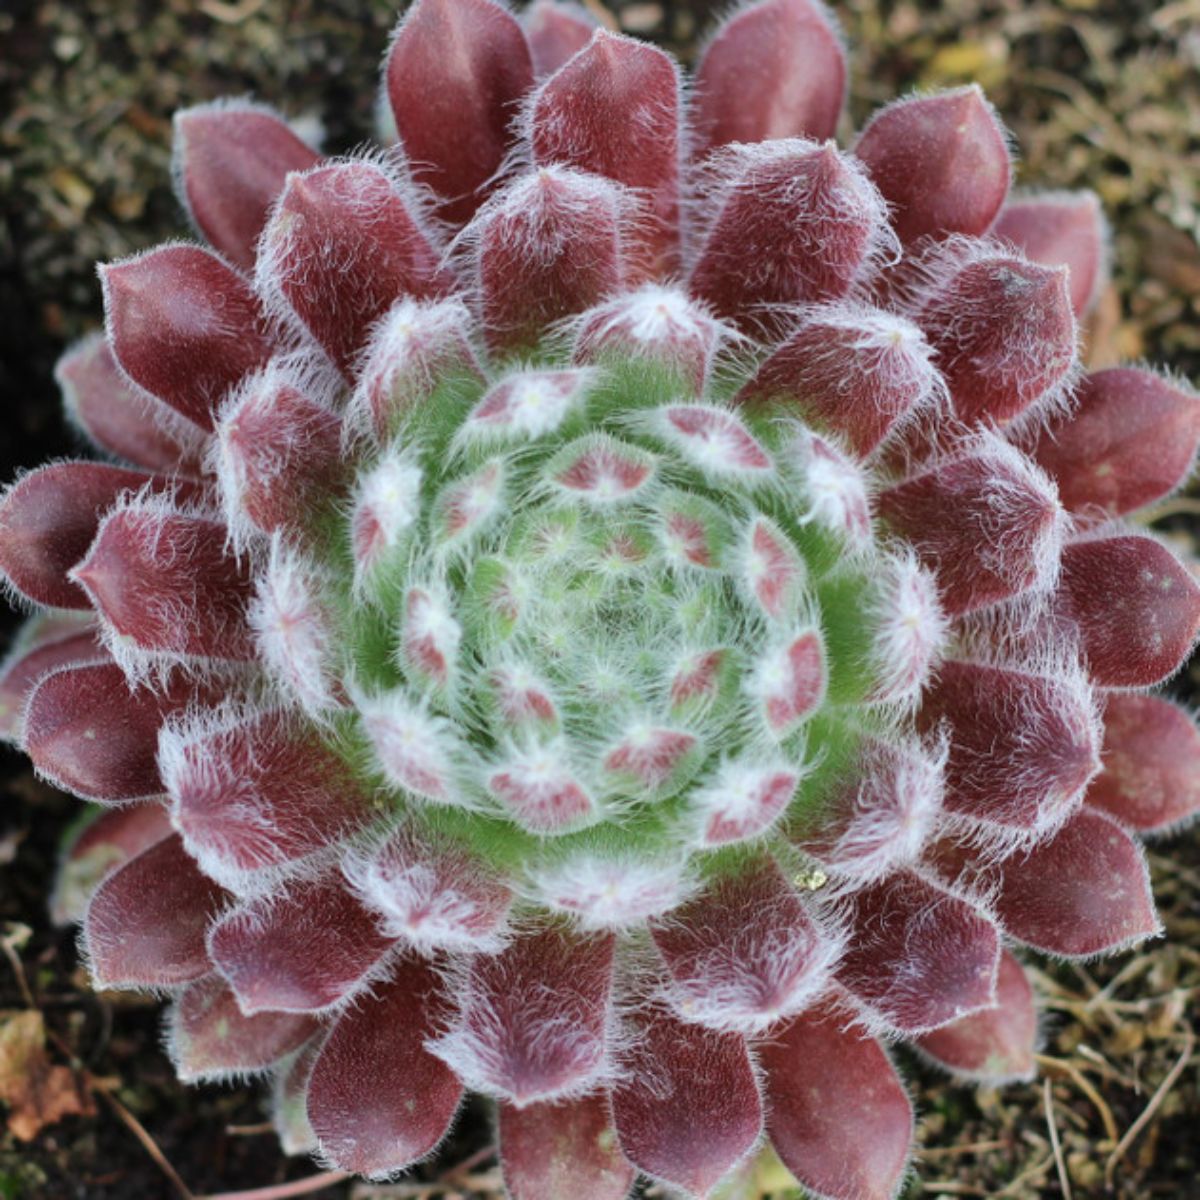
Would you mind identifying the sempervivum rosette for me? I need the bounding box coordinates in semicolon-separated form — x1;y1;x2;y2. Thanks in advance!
4;1;1200;1197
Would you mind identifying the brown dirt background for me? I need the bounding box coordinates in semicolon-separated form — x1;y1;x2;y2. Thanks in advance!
0;1;1197;1197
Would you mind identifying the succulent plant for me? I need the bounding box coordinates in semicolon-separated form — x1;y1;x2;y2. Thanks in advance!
4;0;1200;1196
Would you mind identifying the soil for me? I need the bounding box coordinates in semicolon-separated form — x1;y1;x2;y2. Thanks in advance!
0;2;1197;1198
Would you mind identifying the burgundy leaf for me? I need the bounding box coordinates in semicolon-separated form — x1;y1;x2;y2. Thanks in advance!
51;802;173;926
792;735;943;883
909;246;1076;430
470;166;633;353
991;808;1160;957
737;304;941;457
1057;534;1200;688
650;858;838;1033
173;102;322;271
524;1;598;78
916;949;1037;1082
72;503;256;665
1029;368;1200;520
428;924;615;1105
0;462;183;610
0;615;103;742
1086;693;1200;833
25;662;211;803
385;0;533;225
101;245;272;430
530;30;681;272
994;191;1107;317
84;833;227;989
836;870;1000;1034
855;86;1010;244
693;0;845;155
162;710;372;887
689;141;888;334
210;875;398;1015
168;974;319;1082
55;335;205;472
500;1092;635;1200
307;960;462;1177
214;364;344;537
917;660;1099;838
761;999;913;1200
612;1005;761;1197
878;440;1063;614
257;161;453;377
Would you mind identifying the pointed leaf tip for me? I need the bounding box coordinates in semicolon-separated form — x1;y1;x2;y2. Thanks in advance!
1030;367;1200;520
174;103;321;271
855;85;1011;244
1086;693;1200;834
992;807;1160;957
101;244;272;431
258;161;453;378
995;191;1107;317
916;949;1037;1082
1058;534;1200;688
386;0;533;225
694;0;846;155
531;30;682;273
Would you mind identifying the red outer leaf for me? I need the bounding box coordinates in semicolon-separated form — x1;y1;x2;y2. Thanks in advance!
209;875;398;1015
611;1004;762;1197
650;859;837;1033
385;0;534;226
472;166;633;353
258;161;453;378
993;191;1107;317
524;1;598;78
84;833;227;990
530;31;681;273
878;441;1063;615
307;960;463;1178
917;660;1099;838
835;870;1000;1034
215;366;344;536
916;949;1037;1082
689;141;887;334
163;711;372;886
73;504;256;665
1086;693;1200;833
692;0;846;155
760;999;913;1200
101;245;272;431
854;85;1010;244
51;802;173;926
0;462;175;610
174;102;322;271
55;335;204;472
737;304;940;457
1057;534;1200;688
25;662;209;803
910;248;1076;430
168;974;319;1082
428;924;615;1105
792;735;943;883
0;615;102;742
499;1093;635;1200
990;808;1160;957
1029;367;1200;520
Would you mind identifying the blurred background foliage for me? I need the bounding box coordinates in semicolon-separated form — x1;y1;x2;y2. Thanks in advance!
0;1;1197;1197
